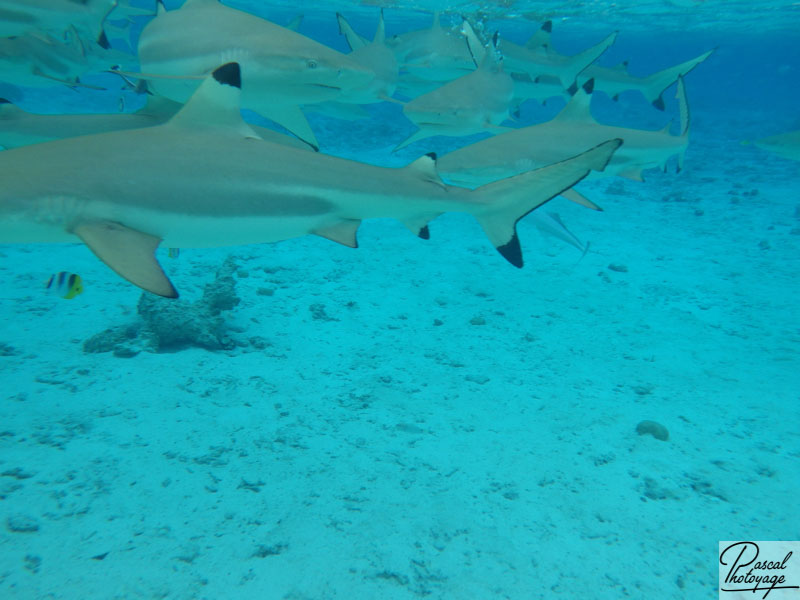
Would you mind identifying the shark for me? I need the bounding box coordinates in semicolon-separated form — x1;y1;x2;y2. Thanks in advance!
0;0;153;47
501;30;618;93
0;0;115;40
388;12;474;82
511;21;712;110
437;76;690;189
753;130;800;162
578;49;714;110
394;29;514;151
0;29;106;89
0;62;621;298
136;0;374;150
336;10;398;103
305;11;400;121
0;96;311;150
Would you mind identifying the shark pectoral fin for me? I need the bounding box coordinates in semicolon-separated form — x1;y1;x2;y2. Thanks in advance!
313;220;361;248
260;103;319;151
393;128;429;152
619;168;644;182
72;221;178;298
561;188;603;211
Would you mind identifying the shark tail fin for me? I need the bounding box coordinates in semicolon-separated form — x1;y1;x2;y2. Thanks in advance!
470;139;621;267
562;31;617;84
337;12;368;51
675;75;690;172
642;48;713;110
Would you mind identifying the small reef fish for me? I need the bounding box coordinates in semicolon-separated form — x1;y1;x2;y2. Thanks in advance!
45;272;84;299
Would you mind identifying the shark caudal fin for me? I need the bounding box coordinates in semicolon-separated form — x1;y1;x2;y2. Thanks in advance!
643;49;713;110
563;31;618;84
675;75;691;172
470;139;621;267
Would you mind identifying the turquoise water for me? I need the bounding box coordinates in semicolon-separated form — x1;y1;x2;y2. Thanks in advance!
1;1;798;598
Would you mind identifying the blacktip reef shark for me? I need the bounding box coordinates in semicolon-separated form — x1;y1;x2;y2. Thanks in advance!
136;0;374;150
513;19;712;110
752;130;800;162
394;28;514;151
0;0;152;46
336;11;399;103
437;76;689;190
578;49;714;110
0;95;311;150
387;11;478;98
0;29;110;89
306;11;400;121
500;29;618;92
0;62;621;298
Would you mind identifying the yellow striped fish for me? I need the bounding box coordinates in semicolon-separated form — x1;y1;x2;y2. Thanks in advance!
45;272;84;299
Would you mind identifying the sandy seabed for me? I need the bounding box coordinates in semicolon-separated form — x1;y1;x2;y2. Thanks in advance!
0;89;798;599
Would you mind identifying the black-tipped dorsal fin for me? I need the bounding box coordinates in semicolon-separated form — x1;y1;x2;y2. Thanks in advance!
72;221;178;298
556;78;595;122
407;152;446;188
167;62;261;139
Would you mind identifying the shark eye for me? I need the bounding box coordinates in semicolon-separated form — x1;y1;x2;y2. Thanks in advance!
306;59;318;69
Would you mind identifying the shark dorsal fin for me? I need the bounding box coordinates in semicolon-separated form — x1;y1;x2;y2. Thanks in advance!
286;15;303;32
407;153;446;188
167;62;261;139
525;21;552;51
556;78;595;122
462;19;485;67
374;9;386;45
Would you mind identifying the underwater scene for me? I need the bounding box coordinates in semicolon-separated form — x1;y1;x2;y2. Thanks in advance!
0;0;799;598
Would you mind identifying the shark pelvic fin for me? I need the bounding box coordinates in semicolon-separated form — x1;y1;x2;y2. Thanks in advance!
561;188;603;211
313;220;361;248
72;221;178;298
167;62;261;140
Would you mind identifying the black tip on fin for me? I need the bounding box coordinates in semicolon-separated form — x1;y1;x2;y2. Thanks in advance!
425;152;437;161
97;30;110;50
582;78;594;94
542;20;553;32
566;81;578;96
0;98;10;104
213;62;241;89
497;233;523;268
652;95;665;111
419;226;430;240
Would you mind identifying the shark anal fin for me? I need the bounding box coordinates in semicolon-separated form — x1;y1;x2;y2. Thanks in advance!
401;215;437;238
72;221;178;298
313;220;360;248
561;188;602;211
